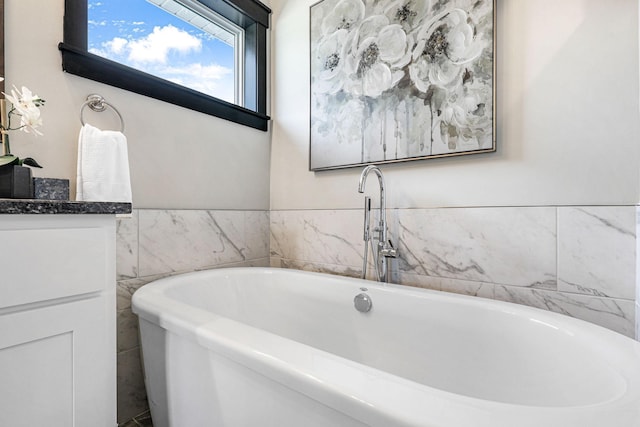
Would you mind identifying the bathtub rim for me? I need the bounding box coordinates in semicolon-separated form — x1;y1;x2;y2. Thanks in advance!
132;267;640;427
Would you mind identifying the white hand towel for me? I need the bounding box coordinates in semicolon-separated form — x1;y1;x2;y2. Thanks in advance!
76;123;132;203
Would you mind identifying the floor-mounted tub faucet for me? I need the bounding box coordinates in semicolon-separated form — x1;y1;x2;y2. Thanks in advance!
358;165;397;282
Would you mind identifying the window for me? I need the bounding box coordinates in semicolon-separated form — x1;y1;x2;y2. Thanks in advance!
60;0;270;131
88;0;242;105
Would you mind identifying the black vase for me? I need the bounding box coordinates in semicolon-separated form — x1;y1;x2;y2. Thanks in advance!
0;165;34;199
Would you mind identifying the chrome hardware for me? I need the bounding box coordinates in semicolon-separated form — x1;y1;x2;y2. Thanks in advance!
380;240;397;258
361;196;371;279
358;165;397;282
354;293;373;313
363;196;371;242
80;94;125;132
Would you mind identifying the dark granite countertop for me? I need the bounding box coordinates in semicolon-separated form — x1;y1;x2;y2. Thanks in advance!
0;199;132;215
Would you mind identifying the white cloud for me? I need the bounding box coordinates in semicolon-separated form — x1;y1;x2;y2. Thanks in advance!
161;63;231;81
104;37;129;55
88;47;109;57
157;63;234;102
127;25;201;64
90;24;233;102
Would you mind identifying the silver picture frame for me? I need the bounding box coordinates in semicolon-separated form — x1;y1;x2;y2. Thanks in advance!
309;0;496;171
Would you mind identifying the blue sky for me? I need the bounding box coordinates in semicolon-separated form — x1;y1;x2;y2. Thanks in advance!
88;0;236;103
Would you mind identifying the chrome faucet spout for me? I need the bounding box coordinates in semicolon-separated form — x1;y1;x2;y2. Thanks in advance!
357;165;395;282
358;165;386;235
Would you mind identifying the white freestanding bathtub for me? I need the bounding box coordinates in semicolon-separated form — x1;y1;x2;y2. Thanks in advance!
132;267;640;427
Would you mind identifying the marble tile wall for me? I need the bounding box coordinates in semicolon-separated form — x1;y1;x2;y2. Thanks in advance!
113;204;639;425
270;206;638;338
115;209;270;425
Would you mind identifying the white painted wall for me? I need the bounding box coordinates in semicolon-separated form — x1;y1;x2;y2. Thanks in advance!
5;0;271;210
6;0;637;211
270;0;640;210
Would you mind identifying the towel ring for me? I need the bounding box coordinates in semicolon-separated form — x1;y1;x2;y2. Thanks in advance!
80;94;125;132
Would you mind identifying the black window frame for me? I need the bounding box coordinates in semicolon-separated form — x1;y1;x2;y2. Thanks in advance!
59;0;271;131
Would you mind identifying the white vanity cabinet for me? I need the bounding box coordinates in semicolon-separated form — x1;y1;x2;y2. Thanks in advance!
0;210;122;427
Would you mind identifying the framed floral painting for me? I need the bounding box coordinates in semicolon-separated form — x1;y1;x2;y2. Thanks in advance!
309;0;495;171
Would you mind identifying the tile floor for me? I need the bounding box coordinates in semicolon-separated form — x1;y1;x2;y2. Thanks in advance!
119;411;153;427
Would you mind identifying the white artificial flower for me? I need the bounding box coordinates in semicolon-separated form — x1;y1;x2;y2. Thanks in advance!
17;105;44;136
3;85;45;135
5;86;44;112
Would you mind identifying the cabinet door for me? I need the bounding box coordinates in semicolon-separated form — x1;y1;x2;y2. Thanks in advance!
0;296;115;427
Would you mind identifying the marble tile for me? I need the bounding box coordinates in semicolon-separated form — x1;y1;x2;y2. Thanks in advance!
397;273;495;298
302;210;364;269
198;258;271;270
272;209;380;273
119;412;153;427
206;209;246;261
238;257;271;268
396;272;443;291
397;207;557;289
252;257;271;267
131;411;154;427
270;210;306;260
558;207;636;300
494;285;635;338
138;210;247;276
117;347;149;424
637;206;640;307
117;308;140;353
636;303;640;341
117;211;139;280
277;258;362;279
245;210;270;260
136;412;154;427
439;279;495;299
117;275;168;311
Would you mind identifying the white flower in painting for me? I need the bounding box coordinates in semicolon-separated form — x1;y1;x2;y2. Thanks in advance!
312;29;352;94
380;0;431;31
335;97;367;144
344;16;410;98
321;0;366;35
446;0;493;23
312;94;365;147
409;8;486;91
436;77;492;149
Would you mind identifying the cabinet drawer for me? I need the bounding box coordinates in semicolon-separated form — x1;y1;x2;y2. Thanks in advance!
0;227;109;308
